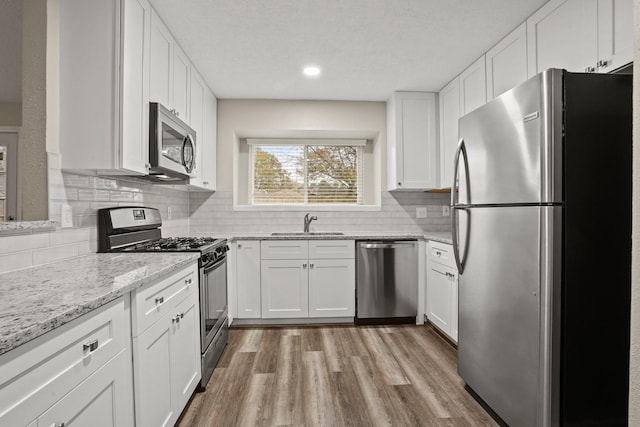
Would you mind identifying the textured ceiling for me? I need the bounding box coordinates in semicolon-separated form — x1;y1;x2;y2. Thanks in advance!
0;0;22;103
149;0;548;101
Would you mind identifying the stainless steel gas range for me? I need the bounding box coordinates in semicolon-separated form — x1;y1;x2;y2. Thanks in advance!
97;206;228;390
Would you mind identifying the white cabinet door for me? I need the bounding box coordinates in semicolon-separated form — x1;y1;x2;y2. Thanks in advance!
133;316;174;427
236;240;262;318
37;350;134;427
120;0;151;174
527;0;599;75
427;264;453;336
201;87;218;190
189;69;205;183
486;22;529;101
59;0;151;174
308;259;355;317
172;44;191;122
150;8;173;108
438;77;460;189
597;0;634;72
387;92;438;190
170;295;201;412
459;56;487;115
189;69;217;190
261;259;309;318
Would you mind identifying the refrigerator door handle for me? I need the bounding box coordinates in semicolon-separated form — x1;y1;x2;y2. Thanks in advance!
452;138;469;274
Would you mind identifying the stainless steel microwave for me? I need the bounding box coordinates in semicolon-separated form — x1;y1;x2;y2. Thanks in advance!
149;102;196;181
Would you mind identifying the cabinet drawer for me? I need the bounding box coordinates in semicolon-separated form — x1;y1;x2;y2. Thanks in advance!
308;240;355;259
0;297;128;427
429;242;454;268
132;262;198;336
261;240;308;260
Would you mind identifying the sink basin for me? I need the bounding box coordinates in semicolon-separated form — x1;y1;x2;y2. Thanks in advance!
271;232;344;236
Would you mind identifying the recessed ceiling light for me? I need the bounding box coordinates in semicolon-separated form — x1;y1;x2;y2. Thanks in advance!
303;65;321;78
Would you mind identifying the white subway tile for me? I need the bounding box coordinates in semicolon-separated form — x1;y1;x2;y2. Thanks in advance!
0;233;50;255
0;251;33;274
49;228;91;246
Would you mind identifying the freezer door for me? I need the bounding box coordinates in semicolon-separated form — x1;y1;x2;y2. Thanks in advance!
457;206;543;427
457;69;562;205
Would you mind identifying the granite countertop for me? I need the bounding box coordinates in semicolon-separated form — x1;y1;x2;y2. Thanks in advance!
0;252;198;356
223;231;452;242
423;232;453;244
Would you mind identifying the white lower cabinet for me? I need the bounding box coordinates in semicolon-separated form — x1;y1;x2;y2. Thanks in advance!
426;242;458;342
131;262;201;427
0;297;134;427
308;258;355;317
261;259;309;318
236;240;262;318
37;349;133;427
256;240;355;320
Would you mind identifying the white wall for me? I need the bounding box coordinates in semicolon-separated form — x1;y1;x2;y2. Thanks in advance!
216;99;386;203
630;0;640;422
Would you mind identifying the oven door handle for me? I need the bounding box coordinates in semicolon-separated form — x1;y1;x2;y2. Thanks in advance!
203;255;226;273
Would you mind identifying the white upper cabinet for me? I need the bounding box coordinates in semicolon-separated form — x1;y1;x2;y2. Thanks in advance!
387;92;438;191
150;9;191;123
438;78;461;189
189;68;217;191
596;0;634;72
459;56;487;115
150;9;173;109
486;23;529;101
526;0;632;75
59;0;151;175
172;44;191;122
527;0;598;75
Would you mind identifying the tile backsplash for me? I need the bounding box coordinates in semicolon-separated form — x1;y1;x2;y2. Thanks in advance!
189;191;451;235
0;154;451;274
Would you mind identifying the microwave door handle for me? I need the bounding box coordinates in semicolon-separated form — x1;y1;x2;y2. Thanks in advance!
181;135;195;174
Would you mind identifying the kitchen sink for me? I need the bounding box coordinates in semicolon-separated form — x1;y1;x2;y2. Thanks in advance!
271;232;345;236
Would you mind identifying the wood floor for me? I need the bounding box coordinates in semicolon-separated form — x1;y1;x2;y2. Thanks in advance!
177;325;498;427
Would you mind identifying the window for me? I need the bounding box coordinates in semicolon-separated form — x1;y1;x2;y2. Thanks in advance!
247;139;365;205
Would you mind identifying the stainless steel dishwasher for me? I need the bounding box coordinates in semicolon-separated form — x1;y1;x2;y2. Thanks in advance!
356;240;418;324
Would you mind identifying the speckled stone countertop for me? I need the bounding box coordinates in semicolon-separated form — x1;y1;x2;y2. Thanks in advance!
0;220;57;236
0;252;198;356
222;231;452;242
423;232;453;244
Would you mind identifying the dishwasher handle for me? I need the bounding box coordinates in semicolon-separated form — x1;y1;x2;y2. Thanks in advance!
359;242;416;249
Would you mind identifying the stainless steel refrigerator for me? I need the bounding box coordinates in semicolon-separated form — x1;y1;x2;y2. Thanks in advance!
452;69;631;427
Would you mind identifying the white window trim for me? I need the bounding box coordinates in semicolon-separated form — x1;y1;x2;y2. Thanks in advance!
233;203;381;212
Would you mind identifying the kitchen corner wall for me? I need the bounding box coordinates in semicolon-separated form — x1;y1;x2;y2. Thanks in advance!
189;190;451;235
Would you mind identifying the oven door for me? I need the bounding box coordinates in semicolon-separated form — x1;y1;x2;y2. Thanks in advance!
200;256;228;352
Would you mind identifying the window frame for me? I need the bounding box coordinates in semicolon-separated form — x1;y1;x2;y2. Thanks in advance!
247;138;366;207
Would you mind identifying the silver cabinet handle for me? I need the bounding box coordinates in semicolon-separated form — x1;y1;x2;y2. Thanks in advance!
237;244;242;249
597;59;610;68
155;296;164;304
585;66;596;73
176;111;180;117
203;181;209;185
303;263;307;269
83;339;98;353
185;278;192;285
398;182;402;186
436;251;442;256
172;315;180;323
54;423;66;427
310;263;314;268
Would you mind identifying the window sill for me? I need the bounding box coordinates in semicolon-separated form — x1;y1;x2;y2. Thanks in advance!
233;204;381;212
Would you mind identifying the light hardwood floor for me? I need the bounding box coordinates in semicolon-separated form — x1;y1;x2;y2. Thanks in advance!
178;325;498;427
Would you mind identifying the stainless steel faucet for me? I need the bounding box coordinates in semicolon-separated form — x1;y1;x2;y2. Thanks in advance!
303;213;317;233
